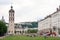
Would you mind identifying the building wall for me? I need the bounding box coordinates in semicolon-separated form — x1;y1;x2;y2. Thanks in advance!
14;24;23;35
38;6;60;36
38;17;51;31
51;11;60;36
6;23;38;35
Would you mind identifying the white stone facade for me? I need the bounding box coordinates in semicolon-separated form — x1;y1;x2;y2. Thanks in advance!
38;6;60;36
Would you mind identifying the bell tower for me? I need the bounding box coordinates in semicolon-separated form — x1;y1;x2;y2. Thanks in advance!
8;6;15;35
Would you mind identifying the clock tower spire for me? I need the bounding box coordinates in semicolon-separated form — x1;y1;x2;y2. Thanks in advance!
8;5;15;35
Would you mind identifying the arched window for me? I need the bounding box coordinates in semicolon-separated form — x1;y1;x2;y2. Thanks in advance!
53;26;56;31
20;31;21;33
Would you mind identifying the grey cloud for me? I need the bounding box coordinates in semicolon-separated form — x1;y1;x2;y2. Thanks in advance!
0;0;60;23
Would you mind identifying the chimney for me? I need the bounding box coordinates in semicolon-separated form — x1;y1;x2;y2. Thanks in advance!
59;5;60;11
57;8;58;11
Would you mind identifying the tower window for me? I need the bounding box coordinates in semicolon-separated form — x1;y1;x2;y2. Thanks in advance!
13;14;14;16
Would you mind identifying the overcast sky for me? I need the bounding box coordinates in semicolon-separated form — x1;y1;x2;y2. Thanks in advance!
0;0;60;23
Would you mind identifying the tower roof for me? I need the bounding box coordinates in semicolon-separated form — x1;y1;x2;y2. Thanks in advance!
9;6;15;12
11;6;13;8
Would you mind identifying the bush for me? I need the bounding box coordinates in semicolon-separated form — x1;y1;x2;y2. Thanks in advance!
27;29;38;33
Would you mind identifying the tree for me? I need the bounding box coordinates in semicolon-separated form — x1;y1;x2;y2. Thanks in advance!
0;21;7;36
27;29;38;33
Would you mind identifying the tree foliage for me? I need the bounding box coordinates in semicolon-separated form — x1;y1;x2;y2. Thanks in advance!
0;21;7;36
27;29;38;33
